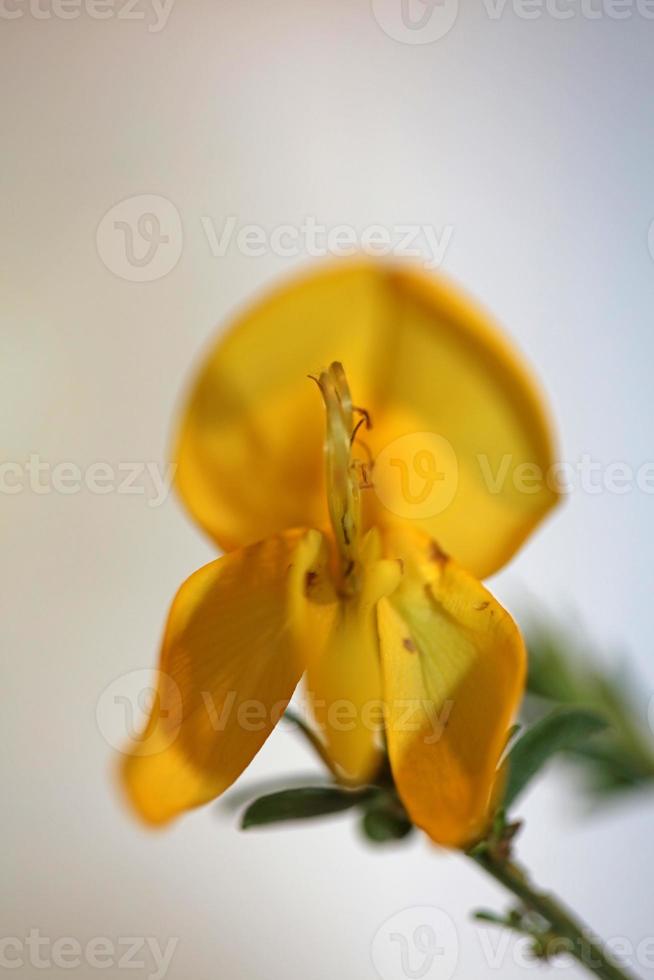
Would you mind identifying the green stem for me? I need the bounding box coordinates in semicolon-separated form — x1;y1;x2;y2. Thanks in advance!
470;851;640;980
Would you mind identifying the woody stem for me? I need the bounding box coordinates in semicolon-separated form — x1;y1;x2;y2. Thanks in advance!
470;850;640;980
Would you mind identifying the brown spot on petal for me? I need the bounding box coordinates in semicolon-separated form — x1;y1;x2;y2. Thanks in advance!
305;570;318;590
429;541;448;564
474;601;490;611
402;637;417;653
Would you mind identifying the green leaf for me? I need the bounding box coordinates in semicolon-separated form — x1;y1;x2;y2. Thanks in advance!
504;708;609;810
361;808;413;844
241;786;371;829
524;620;654;800
474;910;512;926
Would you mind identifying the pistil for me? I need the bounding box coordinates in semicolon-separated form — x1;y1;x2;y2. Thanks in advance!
312;362;368;593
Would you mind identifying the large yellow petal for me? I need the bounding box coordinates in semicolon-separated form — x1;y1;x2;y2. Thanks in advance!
378;527;525;849
120;530;312;826
175;260;559;577
290;528;402;783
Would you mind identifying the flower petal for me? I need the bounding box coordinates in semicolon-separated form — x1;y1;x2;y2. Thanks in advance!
292;530;402;783
120;530;314;826
176;260;559;577
378;526;525;848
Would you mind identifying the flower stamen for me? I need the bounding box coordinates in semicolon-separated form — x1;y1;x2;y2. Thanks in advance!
313;362;367;592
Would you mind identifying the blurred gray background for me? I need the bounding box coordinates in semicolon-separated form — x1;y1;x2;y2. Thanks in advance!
2;1;654;977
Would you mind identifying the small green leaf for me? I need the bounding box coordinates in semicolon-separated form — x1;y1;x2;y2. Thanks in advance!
361;808;413;844
474;910;511;926
241;786;370;829
504;708;608;810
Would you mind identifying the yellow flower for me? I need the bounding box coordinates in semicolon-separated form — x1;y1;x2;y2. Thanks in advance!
121;260;559;849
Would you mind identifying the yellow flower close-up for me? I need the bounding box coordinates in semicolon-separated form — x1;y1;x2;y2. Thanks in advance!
121;259;559;850
8;14;653;980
